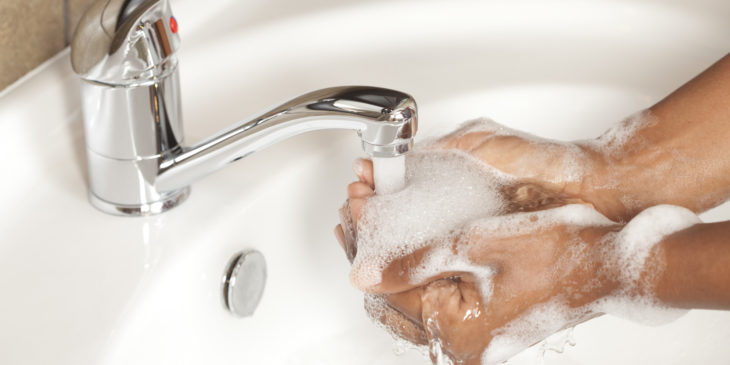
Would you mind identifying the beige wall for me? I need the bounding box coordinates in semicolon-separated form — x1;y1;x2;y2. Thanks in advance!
0;0;96;91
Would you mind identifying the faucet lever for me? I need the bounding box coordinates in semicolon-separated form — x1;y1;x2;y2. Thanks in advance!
71;0;180;86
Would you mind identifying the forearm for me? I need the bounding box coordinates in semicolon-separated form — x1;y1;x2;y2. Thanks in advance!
647;220;730;309
586;53;730;220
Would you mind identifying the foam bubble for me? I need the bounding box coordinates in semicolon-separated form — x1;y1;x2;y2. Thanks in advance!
594;204;700;325
472;204;614;239
483;300;586;365
591;109;657;157
613;205;700;288
363;294;430;359
373;156;406;195
419;118;591;184
592;295;687;326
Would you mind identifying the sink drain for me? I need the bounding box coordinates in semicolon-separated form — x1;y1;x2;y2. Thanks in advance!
222;250;267;317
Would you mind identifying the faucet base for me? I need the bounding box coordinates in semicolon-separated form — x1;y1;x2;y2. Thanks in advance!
88;187;190;216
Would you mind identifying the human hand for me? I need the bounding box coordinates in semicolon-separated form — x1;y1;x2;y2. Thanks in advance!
336;170;624;363
378;219;619;364
336;52;730;363
334;151;588;265
431;120;631;221
334;159;626;364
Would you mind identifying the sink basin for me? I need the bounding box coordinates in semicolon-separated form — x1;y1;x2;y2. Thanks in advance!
1;0;729;364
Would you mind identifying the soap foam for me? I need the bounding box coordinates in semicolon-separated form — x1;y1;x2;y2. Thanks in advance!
483;300;586;365
592;110;656;158
592;204;700;325
592;295;687;327
569;110;661;196
373;156;407;195
435;118;589;184
363;293;431;360
351;149;512;289
612;204;700;290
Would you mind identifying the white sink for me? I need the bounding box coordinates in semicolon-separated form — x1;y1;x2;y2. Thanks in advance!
1;0;730;364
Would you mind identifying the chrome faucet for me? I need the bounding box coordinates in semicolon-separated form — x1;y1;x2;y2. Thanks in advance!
70;0;417;216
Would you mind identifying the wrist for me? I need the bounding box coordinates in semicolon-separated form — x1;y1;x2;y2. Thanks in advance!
606;206;701;299
650;221;730;309
577;225;624;305
572;143;632;222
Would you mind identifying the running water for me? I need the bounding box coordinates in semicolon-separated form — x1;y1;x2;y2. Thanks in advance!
536;327;577;365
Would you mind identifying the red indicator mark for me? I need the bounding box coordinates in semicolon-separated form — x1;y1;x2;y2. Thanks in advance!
169;16;178;34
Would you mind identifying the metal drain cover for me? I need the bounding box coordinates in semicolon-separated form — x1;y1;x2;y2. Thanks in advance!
222;250;267;317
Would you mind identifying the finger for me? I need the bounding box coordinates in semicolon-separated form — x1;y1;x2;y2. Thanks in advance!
420;280;461;363
433;131;495;152
338;203;358;263
386;288;424;324
421;279;487;365
334;224;345;251
502;182;590;213
430;120;501;151
353;158;375;188
347;181;374;199
360;245;465;294
365;294;428;346
421;280;462;319
348;197;368;225
456;276;484;309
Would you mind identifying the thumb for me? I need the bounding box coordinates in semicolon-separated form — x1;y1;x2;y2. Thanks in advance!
432;129;497;152
351;244;466;294
428;119;504;152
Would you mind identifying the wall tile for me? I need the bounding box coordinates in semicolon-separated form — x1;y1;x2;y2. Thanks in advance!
0;0;66;91
67;0;96;41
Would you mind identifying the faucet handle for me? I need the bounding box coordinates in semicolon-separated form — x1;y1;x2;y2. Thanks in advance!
71;0;180;85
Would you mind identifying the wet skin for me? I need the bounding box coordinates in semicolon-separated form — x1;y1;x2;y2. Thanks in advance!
334;52;730;364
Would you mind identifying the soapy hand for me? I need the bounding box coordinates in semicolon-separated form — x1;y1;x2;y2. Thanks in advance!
377;222;622;365
334;159;627;364
431;120;631;221
336;154;730;365
334;136;730;365
335;152;588;266
334;53;730;365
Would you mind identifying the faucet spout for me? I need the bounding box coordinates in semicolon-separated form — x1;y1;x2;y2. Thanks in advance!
156;86;417;192
70;0;418;216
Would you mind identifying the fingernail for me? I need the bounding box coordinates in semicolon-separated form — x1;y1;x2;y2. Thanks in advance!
334;225;345;250
352;158;365;177
340;202;358;263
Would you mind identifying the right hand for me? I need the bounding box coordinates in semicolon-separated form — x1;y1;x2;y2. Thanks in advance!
431;120;629;221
